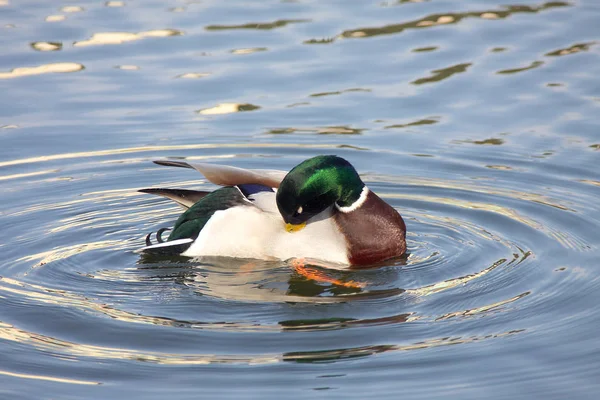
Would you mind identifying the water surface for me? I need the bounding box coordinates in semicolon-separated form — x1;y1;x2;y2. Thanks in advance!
1;0;599;398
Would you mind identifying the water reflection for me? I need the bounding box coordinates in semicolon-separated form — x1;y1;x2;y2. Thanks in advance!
497;61;544;75
0;143;349;168
282;330;525;363
385;117;439;129
45;15;66;22
0;316;525;366
267;126;364;135
116;65;140;70
0;62;84;79
230;47;268;55
197;103;261;115
74;29;183;47
176;72;210;79
436;292;530;321
305;2;569;43
61;6;84;13
309;88;371;97
412;63;471;85
381;0;431;6
0;369;98;386
457;137;505;145
30;42;62;51
205;19;310;30
546;42;596;56
412;46;438;53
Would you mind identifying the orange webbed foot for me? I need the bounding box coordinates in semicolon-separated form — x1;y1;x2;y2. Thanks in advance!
291;258;365;289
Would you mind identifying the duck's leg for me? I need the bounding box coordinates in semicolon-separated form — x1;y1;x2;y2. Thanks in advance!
290;258;365;289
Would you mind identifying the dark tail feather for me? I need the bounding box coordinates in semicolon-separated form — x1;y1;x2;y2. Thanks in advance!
153;160;193;169
139;188;209;209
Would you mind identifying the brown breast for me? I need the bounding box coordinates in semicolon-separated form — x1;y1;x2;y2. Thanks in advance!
334;190;406;266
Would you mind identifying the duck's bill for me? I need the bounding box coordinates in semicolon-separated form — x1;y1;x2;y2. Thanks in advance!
285;222;306;233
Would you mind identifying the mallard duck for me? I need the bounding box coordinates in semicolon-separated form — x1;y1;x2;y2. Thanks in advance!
140;155;406;267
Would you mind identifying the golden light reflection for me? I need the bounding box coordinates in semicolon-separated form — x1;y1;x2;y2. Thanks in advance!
374;175;576;215
105;1;125;6
0;169;58;182
0;274;381;336
197;103;260;115
74;29;183;47
546;42;596;57
283;330;524;362
0;369;99;385
230;47;267;55
436;292;530;320
380;185;587;250
0;62;84;79
305;2;569;43
0;302;524;365
416;21;434;27
18;241;122;266
30;41;62;51
176;72;210;79
481;12;499;19
436;16;454;24
0;143;350;168
61;6;84;13
486;165;513;171
116;65;140;70
45;15;66;22
407;259;508;297
0;319;280;365
579;179;600;187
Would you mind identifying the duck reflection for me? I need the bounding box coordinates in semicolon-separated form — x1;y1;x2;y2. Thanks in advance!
136;254;406;302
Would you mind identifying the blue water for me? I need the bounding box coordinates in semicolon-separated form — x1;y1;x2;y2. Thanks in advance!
1;0;599;398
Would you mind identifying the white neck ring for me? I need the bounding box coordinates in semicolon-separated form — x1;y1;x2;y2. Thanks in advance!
335;186;369;213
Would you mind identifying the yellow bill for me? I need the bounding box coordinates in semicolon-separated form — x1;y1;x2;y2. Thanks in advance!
285;222;306;233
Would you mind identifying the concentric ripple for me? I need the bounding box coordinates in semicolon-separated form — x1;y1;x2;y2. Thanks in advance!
2;145;598;388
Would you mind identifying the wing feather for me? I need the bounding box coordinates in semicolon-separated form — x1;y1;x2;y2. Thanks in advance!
138;188;209;209
153;160;287;188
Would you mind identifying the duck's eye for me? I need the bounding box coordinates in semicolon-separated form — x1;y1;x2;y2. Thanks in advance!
296;206;303;215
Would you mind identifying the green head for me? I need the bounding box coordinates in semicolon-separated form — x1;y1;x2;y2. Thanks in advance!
276;155;365;225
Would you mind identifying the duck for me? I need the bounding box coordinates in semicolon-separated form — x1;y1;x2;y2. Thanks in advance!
140;155;406;267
